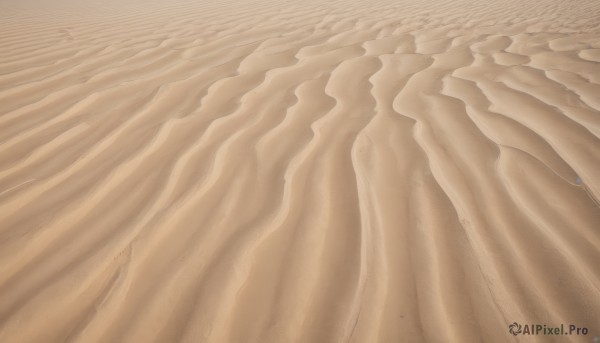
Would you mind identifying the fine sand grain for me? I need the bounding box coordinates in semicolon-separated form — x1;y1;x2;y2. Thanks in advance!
0;0;599;342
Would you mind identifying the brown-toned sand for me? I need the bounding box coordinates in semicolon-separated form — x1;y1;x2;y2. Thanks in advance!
0;0;599;342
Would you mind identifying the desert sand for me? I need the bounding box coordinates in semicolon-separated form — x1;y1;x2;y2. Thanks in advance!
0;0;599;341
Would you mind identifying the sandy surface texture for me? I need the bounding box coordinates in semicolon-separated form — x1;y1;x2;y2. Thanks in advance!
1;0;599;342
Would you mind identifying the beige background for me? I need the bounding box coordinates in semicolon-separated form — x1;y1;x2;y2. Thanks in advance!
0;0;599;341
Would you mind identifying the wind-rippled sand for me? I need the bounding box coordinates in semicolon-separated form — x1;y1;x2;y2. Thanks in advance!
0;0;599;341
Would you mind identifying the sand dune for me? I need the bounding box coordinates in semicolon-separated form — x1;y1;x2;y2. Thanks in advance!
0;0;599;342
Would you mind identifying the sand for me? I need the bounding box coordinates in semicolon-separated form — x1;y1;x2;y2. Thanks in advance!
0;0;599;341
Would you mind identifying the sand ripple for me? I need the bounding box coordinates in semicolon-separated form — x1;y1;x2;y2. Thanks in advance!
0;0;599;341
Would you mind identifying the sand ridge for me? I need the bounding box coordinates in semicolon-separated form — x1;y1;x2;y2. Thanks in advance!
0;0;599;342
